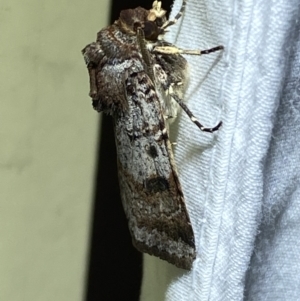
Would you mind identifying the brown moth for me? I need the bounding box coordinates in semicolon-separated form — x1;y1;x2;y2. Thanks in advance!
82;0;223;269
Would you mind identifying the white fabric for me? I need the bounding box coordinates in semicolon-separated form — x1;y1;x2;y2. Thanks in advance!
140;0;300;300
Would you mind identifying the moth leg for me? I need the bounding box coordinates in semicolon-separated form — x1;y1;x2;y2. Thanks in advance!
81;42;104;99
154;45;224;56
161;0;187;30
169;85;222;133
164;81;185;120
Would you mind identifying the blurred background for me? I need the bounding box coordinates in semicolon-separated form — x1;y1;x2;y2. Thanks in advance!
1;0;172;300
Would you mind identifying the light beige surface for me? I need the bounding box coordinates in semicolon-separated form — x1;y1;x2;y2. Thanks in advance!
141;255;184;301
0;0;109;300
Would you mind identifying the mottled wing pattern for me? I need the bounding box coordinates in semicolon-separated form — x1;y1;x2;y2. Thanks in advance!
115;71;195;269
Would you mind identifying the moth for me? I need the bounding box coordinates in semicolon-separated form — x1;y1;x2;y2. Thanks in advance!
82;0;223;270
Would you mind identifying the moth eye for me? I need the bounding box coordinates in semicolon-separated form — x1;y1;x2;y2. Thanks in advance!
143;21;159;41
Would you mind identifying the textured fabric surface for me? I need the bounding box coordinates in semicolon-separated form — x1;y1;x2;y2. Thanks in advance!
140;0;300;300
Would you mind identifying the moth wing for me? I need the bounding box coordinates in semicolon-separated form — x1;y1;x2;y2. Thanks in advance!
114;71;196;269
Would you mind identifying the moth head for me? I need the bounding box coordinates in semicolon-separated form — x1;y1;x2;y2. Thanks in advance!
117;5;165;41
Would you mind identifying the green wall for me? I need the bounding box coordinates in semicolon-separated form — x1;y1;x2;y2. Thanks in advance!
0;0;109;299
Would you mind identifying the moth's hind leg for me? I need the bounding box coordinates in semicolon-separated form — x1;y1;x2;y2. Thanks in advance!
159;82;184;129
169;85;222;133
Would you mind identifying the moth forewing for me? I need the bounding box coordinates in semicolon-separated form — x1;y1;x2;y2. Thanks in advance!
115;71;196;269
